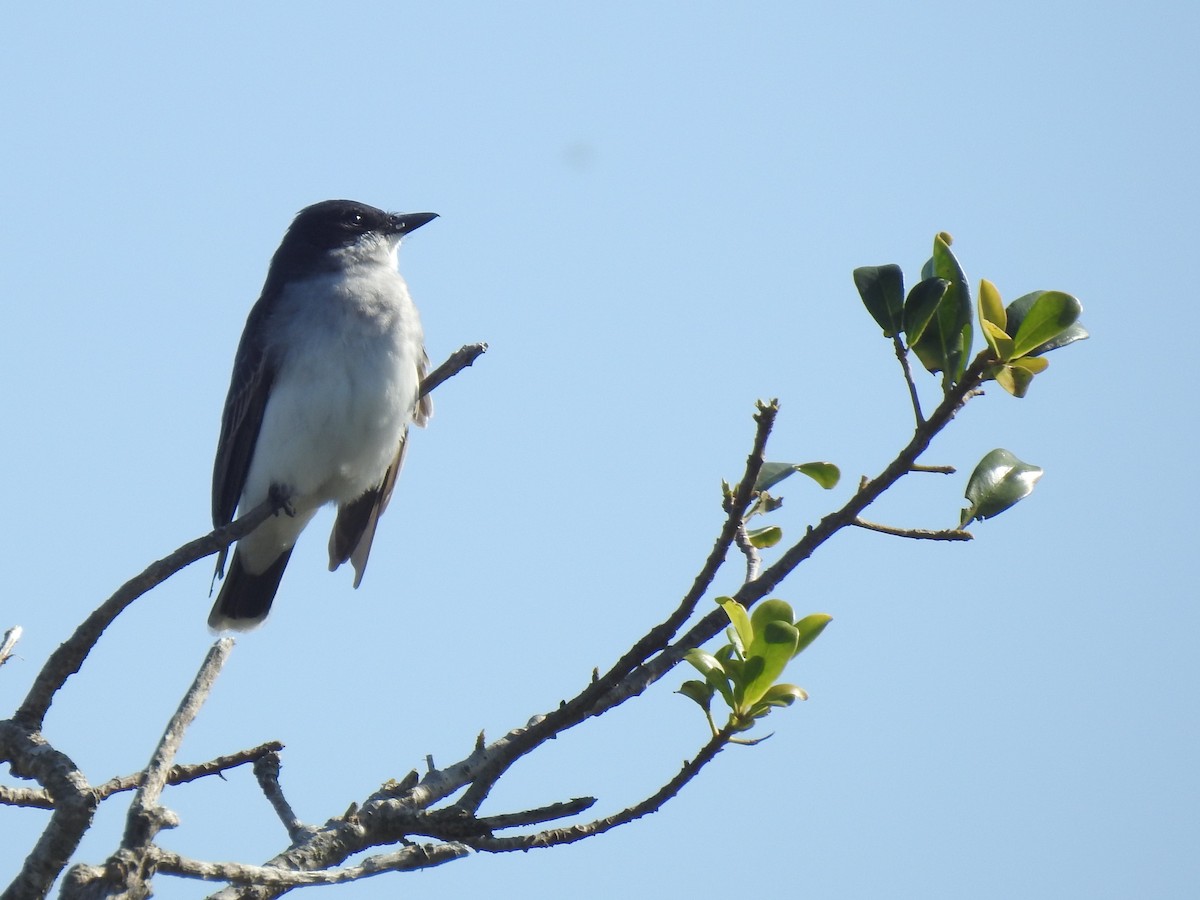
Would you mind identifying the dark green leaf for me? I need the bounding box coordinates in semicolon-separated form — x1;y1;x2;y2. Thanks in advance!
988;357;1049;398
1005;291;1089;356
903;277;948;345
1008;290;1084;358
685;648;737;710
853;264;905;337
913;233;973;386
753;463;796;493
679;679;714;712
960;448;1044;527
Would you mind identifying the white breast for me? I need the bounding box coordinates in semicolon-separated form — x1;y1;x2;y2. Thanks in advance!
240;261;424;516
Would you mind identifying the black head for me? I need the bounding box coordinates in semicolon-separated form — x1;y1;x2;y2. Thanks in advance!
285;200;437;252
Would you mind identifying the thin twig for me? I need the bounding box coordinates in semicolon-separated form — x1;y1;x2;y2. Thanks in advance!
419;342;488;399
0;724;96;900
909;463;956;474
150;841;470;886
581;355;994;719
123;639;236;852
478;797;597;830
733;524;761;583
893;336;924;425
464;729;730;852
13;503;275;730
1;742;284;810
253;751;312;844
852;518;972;541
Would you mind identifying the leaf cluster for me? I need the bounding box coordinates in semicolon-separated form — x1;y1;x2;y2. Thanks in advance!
681;598;830;742
854;232;1088;396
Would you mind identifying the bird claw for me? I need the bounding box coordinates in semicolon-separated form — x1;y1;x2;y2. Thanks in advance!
268;484;296;518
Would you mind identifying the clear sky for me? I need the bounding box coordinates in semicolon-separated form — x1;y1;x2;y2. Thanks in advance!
2;2;1197;898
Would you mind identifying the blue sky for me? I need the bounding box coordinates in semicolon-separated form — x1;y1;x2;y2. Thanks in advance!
2;2;1197;897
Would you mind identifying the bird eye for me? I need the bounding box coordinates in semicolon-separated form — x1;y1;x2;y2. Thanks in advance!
343;209;366;228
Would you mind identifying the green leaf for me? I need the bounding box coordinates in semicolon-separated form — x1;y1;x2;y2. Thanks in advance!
792;613;833;657
717;597;754;653
684;648;736;709
978;279;1014;361
747;525;783;548
914;233;973;386
678;679;714;712
742;620;800;706
1009;290;1083;358
752;683;809;713
742;654;766;691
988;356;1049;398
796;461;840;490
853;264;905;337
684;648;724;678
978;278;1006;332
750;599;796;639
1005;291;1089;356
755;461;840;493
903;277;948;345
960;448;1044;527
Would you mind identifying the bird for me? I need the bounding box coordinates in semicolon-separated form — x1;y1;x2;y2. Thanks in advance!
208;199;437;631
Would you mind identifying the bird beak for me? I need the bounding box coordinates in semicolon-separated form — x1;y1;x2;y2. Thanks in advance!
388;212;439;235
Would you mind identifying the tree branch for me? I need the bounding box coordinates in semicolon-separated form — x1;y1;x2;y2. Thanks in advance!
1;742;284;810
464;728;731;852
13;504;275;731
893;336;924;425
851;518;973;541
0;725;97;900
149;841;470;887
253;751;313;844
453;400;777;813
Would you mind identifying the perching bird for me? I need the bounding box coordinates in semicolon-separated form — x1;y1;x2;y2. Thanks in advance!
208;200;437;631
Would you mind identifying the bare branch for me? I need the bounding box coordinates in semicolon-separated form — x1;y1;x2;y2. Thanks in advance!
465;729;730;852
124;639;235;850
893;336;925;426
852;518;973;541
733;522;762;583
253;751;313;844
419;342;488;399
478;797;597;831
151;841;470;887
0;725;97;900
2;742;285;810
13;504;274;731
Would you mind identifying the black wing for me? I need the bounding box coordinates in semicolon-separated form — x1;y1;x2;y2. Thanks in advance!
212;296;277;532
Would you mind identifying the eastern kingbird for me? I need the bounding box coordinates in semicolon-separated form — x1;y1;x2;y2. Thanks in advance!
208;199;437;631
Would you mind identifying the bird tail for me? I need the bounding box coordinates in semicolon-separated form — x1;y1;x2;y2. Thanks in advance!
207;547;293;632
